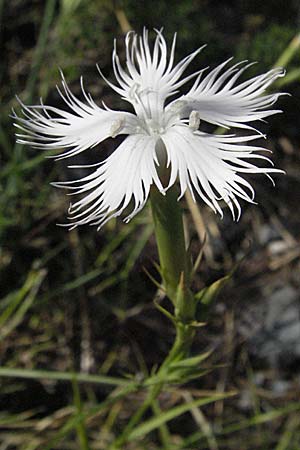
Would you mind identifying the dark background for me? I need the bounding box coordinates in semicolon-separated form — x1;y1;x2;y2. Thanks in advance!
1;0;300;448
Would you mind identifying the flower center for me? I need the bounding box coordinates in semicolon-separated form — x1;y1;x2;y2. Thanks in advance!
128;82;168;135
134;117;166;136
145;118;165;135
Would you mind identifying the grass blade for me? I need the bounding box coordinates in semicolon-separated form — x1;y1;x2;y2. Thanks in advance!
72;378;91;450
127;392;235;441
0;367;134;387
0;268;46;340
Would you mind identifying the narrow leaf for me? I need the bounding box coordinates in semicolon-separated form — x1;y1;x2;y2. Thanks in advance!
128;392;235;441
0;367;133;387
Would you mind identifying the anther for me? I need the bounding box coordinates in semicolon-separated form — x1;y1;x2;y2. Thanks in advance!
189;110;200;131
110;118;125;138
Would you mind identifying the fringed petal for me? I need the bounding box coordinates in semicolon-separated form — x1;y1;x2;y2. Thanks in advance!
53;134;164;229
13;74;138;160
162;125;284;220
168;61;285;133
103;28;205;120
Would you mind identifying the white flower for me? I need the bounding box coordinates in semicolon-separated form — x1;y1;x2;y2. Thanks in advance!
14;29;285;229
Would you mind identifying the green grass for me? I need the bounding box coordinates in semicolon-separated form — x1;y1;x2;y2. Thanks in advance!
1;1;300;449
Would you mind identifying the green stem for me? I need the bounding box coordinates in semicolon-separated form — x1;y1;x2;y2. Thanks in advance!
162;322;195;366
110;320;195;449
109;187;197;448
151;399;172;448
150;186;188;301
150;186;196;322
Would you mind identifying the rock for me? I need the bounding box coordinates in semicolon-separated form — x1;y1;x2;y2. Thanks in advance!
239;285;300;368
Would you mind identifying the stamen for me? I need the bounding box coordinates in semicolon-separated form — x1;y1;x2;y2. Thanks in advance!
128;83;140;101
110;118;125;138
188;110;201;131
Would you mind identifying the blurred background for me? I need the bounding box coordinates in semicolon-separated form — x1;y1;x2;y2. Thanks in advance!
1;0;300;449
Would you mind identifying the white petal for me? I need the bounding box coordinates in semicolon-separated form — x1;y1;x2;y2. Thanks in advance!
13;74;138;160
161;125;284;219
169;61;285;133
103;29;205;120
13;29;285;229
53;134;164;229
